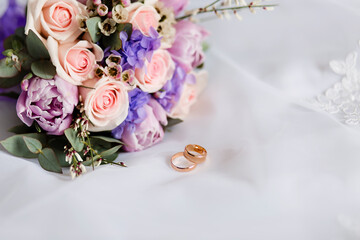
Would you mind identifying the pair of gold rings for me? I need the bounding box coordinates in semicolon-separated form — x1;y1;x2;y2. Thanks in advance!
171;144;208;172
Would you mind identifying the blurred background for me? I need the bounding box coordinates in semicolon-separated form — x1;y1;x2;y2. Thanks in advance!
1;0;360;239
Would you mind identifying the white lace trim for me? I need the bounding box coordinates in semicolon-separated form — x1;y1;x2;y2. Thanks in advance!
312;44;360;126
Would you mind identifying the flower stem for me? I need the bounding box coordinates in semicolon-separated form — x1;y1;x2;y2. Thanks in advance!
204;0;221;9
103;160;127;167
176;4;278;20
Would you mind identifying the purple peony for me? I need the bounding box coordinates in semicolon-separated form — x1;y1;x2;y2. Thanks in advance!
120;27;161;69
112;88;168;152
0;0;26;58
112;88;150;139
168;20;209;72
121;98;168;152
16;75;78;135
160;0;189;16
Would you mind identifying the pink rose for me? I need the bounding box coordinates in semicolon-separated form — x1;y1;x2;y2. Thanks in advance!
79;77;129;132
135;49;175;93
169;70;208;120
25;0;86;43
122;99;168;152
168;20;209;72
127;3;160;36
47;37;104;85
160;0;189;16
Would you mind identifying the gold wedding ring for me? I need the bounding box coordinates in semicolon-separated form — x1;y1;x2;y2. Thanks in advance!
171;152;197;172
170;144;208;172
184;144;207;164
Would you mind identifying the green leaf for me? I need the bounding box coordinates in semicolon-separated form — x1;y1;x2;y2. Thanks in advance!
102;23;131;51
31;60;56;79
64;128;84;152
1;133;46;158
99;145;122;157
117;23;132;40
12;39;24;51
102;32;122;51
202;42;210;52
91;136;123;144
2;49;14;57
48;137;70;167
166;118;184;128
86;17;102;43
23;136;42;154
38;148;63;173
15;27;26;40
4;35;23;50
0;58;19;78
8;124;33;134
0;71;26;88
26;30;50;59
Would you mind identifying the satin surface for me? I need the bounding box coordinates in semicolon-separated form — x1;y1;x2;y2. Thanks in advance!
1;0;360;239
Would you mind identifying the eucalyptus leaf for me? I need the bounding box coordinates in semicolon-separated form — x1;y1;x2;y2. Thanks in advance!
0;58;19;78
1;133;46;158
166;118;184;128
91;136;123;144
38;148;63;173
64;128;84;152
117;23;132;40
48;137;70;167
12;39;24;51
15;27;26;40
99;145;122;157
31;60;56;79
26;30;50;59
8;124;35;134
4;35;23;50
0;71;26;88
86;17;102;43
23;136;42;154
102;32;122;51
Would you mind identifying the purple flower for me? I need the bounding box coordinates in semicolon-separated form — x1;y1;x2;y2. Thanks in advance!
168;20;209;72
112;88;150;139
120;98;168;152
160;0;189;16
0;0;26;58
16;75;78;135
154;65;196;112
119;28;161;69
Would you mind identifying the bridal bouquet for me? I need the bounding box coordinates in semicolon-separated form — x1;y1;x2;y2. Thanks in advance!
0;0;275;178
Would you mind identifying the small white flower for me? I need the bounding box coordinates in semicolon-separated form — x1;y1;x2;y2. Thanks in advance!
95;65;106;78
70;163;87;179
121;69;136;90
106;54;122;65
97;4;108;17
154;2;176;49
74;152;83;162
112;4;129;23
94;159;102;167
105;62;122;80
98;18;117;36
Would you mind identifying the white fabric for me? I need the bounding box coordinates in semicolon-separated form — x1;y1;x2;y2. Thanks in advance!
1;0;360;239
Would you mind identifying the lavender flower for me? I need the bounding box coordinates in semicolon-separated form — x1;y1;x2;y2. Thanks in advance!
112;88;150;139
154;65;196;112
16;75;79;135
120;27;161;69
0;0;26;58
